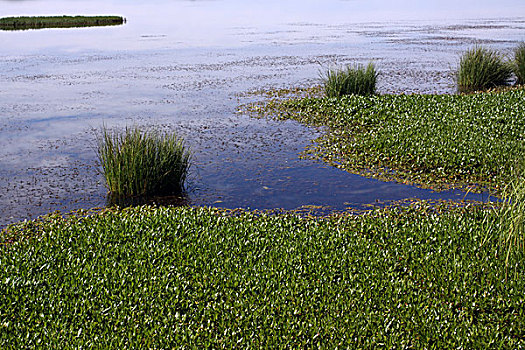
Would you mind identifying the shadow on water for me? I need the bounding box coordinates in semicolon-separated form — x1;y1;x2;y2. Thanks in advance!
107;192;189;209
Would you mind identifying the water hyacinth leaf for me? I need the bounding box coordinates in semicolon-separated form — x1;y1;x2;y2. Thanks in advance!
1;205;524;347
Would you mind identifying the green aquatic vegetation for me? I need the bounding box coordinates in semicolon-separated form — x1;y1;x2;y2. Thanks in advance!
514;42;525;85
322;63;378;97
251;87;525;193
457;46;513;93
97;126;191;198
498;169;525;269
1;205;524;348
0;16;125;30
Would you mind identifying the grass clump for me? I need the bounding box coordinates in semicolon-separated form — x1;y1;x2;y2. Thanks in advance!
457;46;513;93
0;16;125;30
1;205;524;348
97;126;190;198
514;42;525;85
498;170;525;269
322;62;378;97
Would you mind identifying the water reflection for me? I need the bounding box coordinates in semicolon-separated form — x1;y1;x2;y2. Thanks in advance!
1;0;524;53
0;0;523;226
107;192;189;208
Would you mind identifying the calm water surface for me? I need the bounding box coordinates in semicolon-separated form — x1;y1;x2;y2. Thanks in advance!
1;0;524;226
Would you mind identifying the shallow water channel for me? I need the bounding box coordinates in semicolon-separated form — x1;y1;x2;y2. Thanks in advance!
1;0;524;227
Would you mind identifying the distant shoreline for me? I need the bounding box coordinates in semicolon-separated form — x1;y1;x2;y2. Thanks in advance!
0;15;126;30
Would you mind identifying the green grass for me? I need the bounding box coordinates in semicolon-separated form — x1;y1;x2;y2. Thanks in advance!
498;169;525;269
322;63;378;97
250;87;525;193
1;205;524;348
457;46;513;93
0;16;125;30
97;126;191;198
515;42;525;85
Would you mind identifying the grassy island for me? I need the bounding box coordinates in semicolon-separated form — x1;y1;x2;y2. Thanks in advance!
0;16;125;30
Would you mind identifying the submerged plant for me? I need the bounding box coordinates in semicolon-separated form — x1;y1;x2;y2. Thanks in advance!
322;62;378;97
457;46;513;93
514;42;525;85
97;126;191;198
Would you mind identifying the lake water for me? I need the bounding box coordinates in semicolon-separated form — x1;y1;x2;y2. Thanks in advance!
1;0;524;226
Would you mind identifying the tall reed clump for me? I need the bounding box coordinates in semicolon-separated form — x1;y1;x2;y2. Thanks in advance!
322;62;378;98
514;42;525;85
457;46;513;93
97;126;191;198
497;169;525;271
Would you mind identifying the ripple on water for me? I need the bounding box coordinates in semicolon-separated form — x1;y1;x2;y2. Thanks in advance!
1;7;523;226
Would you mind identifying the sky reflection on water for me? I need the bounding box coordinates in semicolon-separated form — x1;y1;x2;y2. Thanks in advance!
1;0;524;53
0;0;523;226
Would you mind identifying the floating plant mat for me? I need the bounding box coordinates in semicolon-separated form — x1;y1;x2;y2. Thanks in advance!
0;16;125;30
243;86;525;196
1;204;524;348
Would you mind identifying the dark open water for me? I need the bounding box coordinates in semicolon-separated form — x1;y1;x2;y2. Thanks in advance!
1;0;524;227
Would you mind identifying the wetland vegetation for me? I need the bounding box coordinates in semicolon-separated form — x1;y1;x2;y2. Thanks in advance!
457;46;514;93
1;203;524;348
322;62;378;97
0;16;125;30
97;126;191;199
250;86;525;194
2;43;525;347
515;42;525;85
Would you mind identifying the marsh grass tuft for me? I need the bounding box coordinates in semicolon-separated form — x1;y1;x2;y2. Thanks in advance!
514;42;525;85
97;126;191;198
322;62;377;98
457;46;513;93
498;168;525;269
